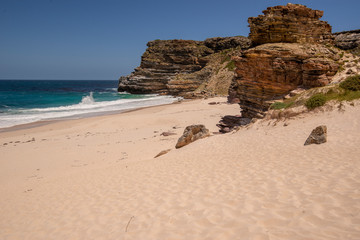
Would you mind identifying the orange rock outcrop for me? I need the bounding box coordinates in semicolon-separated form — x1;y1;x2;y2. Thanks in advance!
230;4;339;118
248;3;333;46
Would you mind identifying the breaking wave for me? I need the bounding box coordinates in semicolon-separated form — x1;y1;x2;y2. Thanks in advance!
0;93;180;129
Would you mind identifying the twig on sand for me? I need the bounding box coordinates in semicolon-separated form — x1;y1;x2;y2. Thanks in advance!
125;216;134;232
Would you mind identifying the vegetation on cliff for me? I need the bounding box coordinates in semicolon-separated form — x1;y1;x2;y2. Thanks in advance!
269;74;360;120
118;3;360;121
171;46;243;98
118;37;251;98
230;3;359;119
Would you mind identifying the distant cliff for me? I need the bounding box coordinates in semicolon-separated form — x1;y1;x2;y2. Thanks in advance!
118;37;251;98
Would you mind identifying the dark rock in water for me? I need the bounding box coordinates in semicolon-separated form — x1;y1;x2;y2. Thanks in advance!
217;115;251;133
175;125;210;148
304;125;327;145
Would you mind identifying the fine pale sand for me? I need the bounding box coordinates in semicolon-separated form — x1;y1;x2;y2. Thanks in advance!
0;97;359;240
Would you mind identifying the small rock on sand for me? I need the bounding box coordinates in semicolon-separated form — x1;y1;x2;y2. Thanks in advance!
304;125;327;145
160;132;177;137
154;149;172;158
175;125;210;149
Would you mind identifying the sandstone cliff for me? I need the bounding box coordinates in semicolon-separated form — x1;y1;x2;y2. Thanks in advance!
230;43;339;118
118;37;251;97
248;3;333;46
230;4;340;118
118;3;355;119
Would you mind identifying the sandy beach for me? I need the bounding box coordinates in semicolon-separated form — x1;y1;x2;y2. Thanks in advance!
0;97;360;240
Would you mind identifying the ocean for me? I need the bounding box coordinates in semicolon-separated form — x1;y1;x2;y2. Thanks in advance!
0;80;179;129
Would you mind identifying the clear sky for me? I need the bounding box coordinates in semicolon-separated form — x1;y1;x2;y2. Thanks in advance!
0;0;359;80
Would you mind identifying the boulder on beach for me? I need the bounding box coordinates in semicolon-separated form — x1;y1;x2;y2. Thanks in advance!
175;125;210;148
304;125;327;145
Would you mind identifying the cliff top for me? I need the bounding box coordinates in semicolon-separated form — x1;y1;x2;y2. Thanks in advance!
261;3;324;19
248;3;333;45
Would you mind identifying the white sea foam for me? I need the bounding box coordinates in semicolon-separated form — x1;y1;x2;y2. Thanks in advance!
0;93;181;129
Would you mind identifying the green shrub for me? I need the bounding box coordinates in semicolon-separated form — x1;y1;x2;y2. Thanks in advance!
337;90;360;101
339;75;360;91
225;60;236;71
305;94;326;109
270;101;294;110
221;54;231;64
338;65;345;72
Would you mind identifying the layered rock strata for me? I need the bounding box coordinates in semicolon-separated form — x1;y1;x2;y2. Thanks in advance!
230;4;339;118
334;29;360;55
204;36;252;52
168;46;243;98
231;43;338;118
118;37;251;96
248;3;333;46
217;115;251;133
118;39;212;94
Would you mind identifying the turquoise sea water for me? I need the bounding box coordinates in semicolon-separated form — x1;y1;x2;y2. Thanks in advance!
0;80;179;129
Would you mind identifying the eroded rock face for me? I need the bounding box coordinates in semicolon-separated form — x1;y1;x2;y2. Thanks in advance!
334;29;360;55
231;43;338;118
118;39;213;94
249;3;333;46
204;36;251;52
118;37;251;96
228;4;340;119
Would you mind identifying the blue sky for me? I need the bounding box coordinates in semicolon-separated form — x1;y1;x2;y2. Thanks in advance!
0;0;359;80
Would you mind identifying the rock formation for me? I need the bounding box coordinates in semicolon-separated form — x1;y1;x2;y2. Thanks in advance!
231;43;339;118
248;3;333;46
118;3;352;119
175;125;210;148
230;4;339;118
304;125;327;145
334;29;360;56
118;37;251;97
118;40;212;94
217;115;251;133
204;37;252;52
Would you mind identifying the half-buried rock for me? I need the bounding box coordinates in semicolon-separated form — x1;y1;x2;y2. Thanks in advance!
154;149;172;158
304;125;327;145
175;125;210;148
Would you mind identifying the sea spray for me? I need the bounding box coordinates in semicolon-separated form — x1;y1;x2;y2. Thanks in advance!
0;80;180;129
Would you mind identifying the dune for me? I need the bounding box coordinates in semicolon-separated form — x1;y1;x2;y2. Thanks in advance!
0;97;359;240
